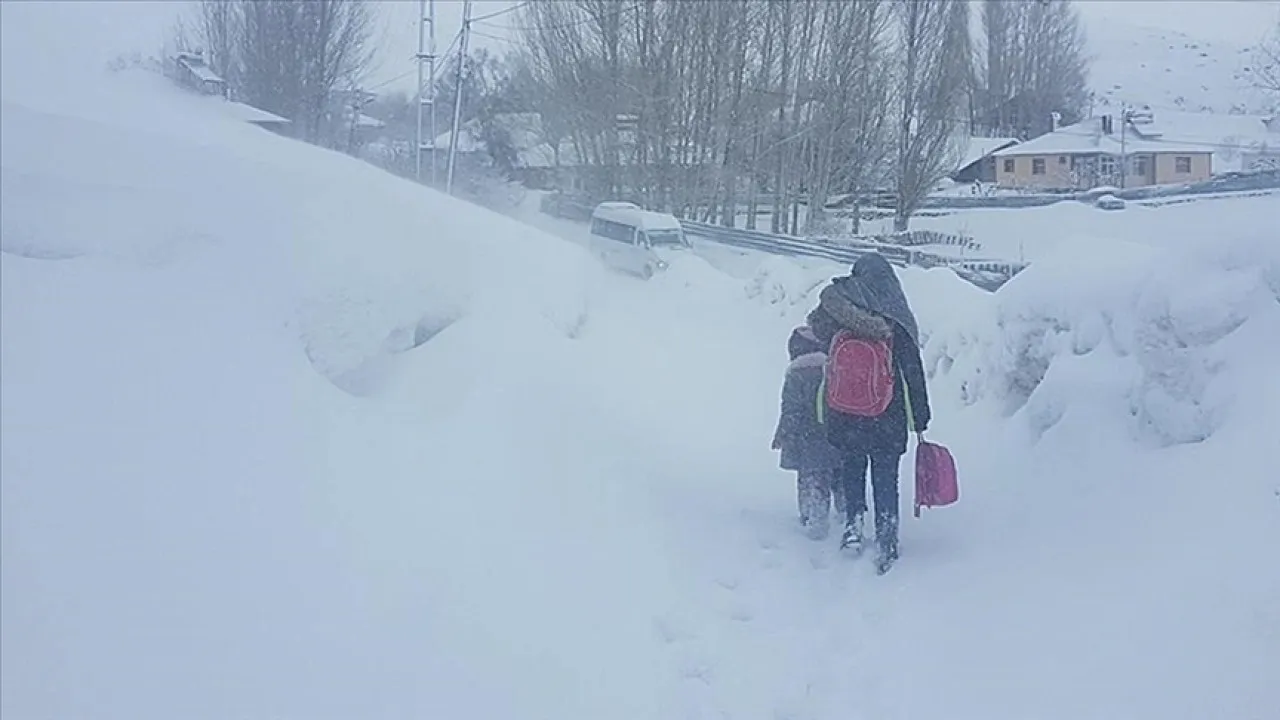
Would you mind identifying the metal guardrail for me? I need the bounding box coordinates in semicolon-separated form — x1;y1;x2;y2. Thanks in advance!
679;220;1027;291
537;196;1027;291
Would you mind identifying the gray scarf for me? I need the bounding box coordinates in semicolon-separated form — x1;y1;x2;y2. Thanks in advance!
833;254;920;345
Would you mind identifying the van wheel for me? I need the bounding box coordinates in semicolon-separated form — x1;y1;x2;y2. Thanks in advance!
641;264;654;280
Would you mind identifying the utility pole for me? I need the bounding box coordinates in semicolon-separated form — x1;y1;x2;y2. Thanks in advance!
414;0;439;185
1119;104;1128;189
446;0;473;195
347;87;371;155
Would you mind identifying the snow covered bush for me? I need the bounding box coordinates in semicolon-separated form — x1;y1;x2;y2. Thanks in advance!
923;229;1280;446
455;167;527;216
743;256;829;315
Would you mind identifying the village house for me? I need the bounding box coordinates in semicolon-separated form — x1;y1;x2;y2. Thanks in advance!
166;49;292;135
169;50;227;98
951;136;1020;184
993;114;1212;191
1116;108;1280;173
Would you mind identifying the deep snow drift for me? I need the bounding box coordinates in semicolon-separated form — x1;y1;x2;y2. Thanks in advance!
4;64;1280;720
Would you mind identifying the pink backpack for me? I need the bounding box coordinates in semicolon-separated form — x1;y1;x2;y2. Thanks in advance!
825;330;894;417
914;440;959;517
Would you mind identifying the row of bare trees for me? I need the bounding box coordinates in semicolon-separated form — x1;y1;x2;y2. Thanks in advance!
515;0;1088;232
976;0;1090;139
176;0;375;142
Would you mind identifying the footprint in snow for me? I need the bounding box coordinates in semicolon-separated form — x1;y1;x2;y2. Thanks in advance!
713;574;740;591
678;657;715;684
653;612;697;645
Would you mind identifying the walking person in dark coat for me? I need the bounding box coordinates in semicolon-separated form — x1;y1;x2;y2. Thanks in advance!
772;325;847;540
807;254;931;573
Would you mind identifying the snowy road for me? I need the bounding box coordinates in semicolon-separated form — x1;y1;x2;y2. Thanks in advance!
3;40;1279;720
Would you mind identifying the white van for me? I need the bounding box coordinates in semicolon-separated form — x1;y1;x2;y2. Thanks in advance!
588;202;691;279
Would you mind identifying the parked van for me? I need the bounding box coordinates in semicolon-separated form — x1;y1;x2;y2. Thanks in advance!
588;202;691;279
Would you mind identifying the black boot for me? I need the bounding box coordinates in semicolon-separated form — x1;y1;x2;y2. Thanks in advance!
840;513;865;555
797;474;830;539
874;512;899;574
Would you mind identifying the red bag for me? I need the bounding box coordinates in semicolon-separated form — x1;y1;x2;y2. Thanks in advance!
825;330;894;416
914;440;958;517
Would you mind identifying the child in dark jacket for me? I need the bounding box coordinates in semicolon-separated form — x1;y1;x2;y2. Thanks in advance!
772;324;846;539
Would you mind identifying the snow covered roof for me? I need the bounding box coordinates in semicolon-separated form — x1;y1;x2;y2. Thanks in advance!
220;100;290;126
1125;110;1277;172
956;137;1020;171
992;117;1210;157
492;112;545;151
591;204;682;232
176;53;224;84
516;141;582;169
431;128;486;153
1127;109;1273;146
485;114;586;168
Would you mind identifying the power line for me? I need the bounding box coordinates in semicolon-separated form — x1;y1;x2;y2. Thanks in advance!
478;1;642;34
470;29;513;44
367;33;463;94
471;1;530;24
369;62;417;92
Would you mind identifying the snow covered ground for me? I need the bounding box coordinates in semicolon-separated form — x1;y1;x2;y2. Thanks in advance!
5;51;1280;720
903;189;1280;263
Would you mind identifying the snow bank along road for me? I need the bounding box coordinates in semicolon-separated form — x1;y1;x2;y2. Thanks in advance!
3;67;1280;720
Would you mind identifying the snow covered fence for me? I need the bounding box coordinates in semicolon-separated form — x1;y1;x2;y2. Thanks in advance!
680;219;1025;291
918;193;1070;210
918;169;1280;210
1112;169;1280;202
827;228;983;251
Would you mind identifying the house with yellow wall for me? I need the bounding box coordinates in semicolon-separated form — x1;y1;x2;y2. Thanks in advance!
992;115;1212;191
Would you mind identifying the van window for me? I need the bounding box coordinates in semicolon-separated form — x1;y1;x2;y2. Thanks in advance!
590;217;635;244
645;228;686;247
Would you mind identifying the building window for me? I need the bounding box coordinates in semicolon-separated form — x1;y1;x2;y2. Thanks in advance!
1099;155;1116;178
1003;158;1015;173
1132;155;1148;176
1175;156;1192;173
1032;158;1046;175
1059;155;1068;165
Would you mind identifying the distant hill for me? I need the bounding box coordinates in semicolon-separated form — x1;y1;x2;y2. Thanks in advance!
1087;19;1274;115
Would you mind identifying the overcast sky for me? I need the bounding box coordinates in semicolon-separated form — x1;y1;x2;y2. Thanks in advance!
3;1;1277;98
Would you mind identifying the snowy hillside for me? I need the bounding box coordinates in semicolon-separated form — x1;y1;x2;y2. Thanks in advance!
1088;18;1272;114
4;54;1280;720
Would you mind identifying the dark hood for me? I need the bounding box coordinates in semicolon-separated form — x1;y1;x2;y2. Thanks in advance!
834;254;920;345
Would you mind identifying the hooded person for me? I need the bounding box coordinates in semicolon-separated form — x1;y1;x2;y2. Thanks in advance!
772;324;846;540
808;254;931;573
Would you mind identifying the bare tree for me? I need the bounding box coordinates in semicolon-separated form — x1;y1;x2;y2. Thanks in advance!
513;0;903;236
178;0;374;143
1252;20;1280;102
803;0;893;235
192;0;242;89
297;0;377;140
979;0;1089;138
892;0;970;231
